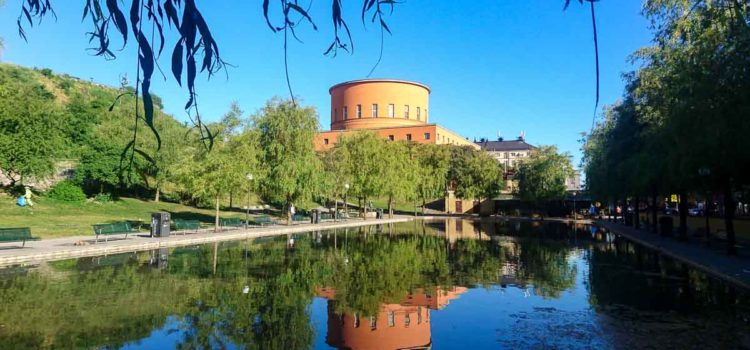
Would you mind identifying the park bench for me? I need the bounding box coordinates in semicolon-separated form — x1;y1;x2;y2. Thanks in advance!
253;215;275;227
173;219;201;234
0;227;40;247
292;214;310;223
220;217;244;229
92;222;137;243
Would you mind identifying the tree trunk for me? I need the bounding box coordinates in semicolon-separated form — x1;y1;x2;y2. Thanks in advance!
214;195;220;232
388;195;394;219
634;196;640;229
154;186;160;203
722;181;736;255
363;197;368;220
651;192;658;234
678;190;688;241
286;201;292;226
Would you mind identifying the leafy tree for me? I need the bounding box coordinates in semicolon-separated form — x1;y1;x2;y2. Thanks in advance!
516;146;574;207
254;98;321;224
328;131;387;218
449;146;505;202
414;143;451;213
0;75;64;185
381;140;418;218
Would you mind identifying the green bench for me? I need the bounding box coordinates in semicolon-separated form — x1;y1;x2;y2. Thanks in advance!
292;214;310;223
253;215;275;227
173;219;201;233
0;227;40;247
220;217;244;228
92;222;137;243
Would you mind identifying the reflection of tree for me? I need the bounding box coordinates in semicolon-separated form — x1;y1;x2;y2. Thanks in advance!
515;239;578;299
0;220;594;349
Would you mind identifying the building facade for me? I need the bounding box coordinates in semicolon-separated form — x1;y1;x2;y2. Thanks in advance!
315;79;478;151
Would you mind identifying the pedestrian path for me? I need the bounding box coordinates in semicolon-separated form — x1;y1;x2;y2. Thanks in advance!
0;217;413;267
598;221;750;290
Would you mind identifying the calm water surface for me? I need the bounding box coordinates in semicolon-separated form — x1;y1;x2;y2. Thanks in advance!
1;219;748;349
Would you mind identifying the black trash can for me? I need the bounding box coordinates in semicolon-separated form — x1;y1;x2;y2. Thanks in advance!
151;212;171;237
659;216;673;237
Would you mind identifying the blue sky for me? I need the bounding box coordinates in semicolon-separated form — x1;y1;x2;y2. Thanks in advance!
0;1;652;167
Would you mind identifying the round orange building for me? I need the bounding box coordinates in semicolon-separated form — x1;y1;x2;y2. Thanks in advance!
330;79;430;130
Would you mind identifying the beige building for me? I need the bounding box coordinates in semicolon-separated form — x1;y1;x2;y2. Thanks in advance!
476;137;535;194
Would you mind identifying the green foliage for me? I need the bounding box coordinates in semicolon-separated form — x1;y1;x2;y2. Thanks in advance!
414;143;451;206
254;98;321;220
46;181;86;202
93;192;113;203
0;65;65;184
449;146;505;200
516;146;574;203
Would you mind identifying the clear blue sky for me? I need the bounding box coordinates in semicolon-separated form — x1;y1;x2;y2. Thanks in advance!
0;1;652;167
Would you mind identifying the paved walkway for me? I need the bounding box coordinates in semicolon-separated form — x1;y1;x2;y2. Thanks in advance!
0;217;413;267
598;221;750;290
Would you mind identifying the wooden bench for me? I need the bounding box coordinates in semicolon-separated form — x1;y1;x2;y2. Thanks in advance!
173;219;201;234
92;222;136;243
0;227;40;247
219;217;244;229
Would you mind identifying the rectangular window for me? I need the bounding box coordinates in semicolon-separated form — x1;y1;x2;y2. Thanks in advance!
406;134;412;141
417;107;421;121
388;104;395;118
404;105;410;119
370;317;377;330
404;314;411;328
356;104;362;119
324;138;329;145
424;132;430;140
417;307;422;324
354;314;360;328
372;104;378;118
343;106;348;120
388;312;395;327
388;135;394;141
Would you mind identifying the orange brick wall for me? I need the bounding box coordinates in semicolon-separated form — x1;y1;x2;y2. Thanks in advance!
330;80;430;130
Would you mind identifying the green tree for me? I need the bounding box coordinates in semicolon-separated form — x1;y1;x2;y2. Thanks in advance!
449;146;505;203
382;140;418;218
414;143;451;214
254;98;321;224
328;131;387;218
0;77;64;185
516;146;574;207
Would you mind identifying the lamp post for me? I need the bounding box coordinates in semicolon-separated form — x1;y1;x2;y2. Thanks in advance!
344;183;350;219
698;167;711;245
245;173;253;228
572;191;577;232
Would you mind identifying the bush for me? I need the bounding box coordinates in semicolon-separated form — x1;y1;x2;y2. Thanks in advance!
93;192;113;203
47;181;86;202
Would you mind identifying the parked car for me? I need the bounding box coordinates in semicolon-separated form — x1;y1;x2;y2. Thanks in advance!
688;207;704;216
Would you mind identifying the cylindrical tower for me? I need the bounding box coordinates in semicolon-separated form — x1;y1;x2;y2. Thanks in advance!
329;79;430;130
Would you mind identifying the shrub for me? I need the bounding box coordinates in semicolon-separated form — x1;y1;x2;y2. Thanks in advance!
40;68;53;77
93;193;113;203
47;181;86;202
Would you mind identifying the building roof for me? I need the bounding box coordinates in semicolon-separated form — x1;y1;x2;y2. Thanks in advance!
329;79;431;93
476;139;535;152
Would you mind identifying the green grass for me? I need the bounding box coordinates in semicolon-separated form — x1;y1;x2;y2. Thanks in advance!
0;194;257;239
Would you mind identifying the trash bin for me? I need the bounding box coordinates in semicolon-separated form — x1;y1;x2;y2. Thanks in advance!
151;212;171;237
659;216;673;237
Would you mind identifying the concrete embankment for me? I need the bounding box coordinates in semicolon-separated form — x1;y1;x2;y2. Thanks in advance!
598;221;750;290
0;217;413;267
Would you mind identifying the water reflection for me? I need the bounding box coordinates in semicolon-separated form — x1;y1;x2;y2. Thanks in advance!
0;219;747;349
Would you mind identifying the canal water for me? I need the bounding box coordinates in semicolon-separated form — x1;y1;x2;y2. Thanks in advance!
0;219;748;349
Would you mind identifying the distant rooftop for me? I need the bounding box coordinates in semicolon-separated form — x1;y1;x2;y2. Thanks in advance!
476;138;535;152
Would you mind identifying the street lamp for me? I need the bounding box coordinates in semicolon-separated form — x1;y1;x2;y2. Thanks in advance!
698;167;711;244
245;173;254;228
572;191;578;231
344;183;350;219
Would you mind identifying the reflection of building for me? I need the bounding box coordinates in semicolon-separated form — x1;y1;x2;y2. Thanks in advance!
315;79;478;151
317;287;467;350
